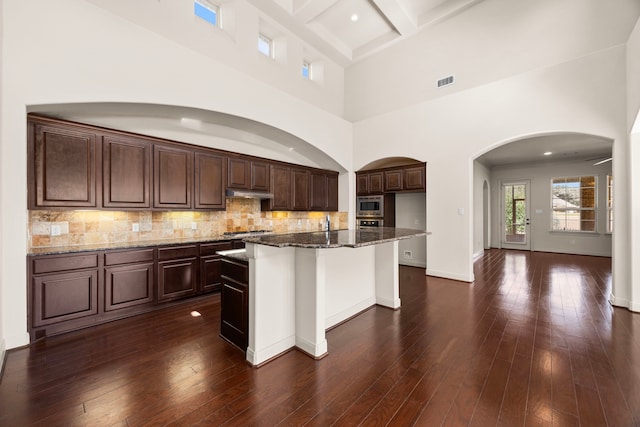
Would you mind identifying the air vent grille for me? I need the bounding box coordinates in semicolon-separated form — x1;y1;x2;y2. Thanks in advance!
437;75;455;88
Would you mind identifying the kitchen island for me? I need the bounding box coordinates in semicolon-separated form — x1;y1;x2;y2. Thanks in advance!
240;227;427;366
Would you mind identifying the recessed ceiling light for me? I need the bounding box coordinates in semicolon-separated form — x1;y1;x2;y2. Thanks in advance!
543;151;552;156
350;14;359;22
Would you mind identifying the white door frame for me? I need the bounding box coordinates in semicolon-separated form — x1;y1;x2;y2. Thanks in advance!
500;180;531;250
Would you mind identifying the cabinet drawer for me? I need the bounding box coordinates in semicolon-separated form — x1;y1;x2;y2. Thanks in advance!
200;241;233;257
157;245;198;260
104;248;154;266
32;253;99;274
221;259;248;283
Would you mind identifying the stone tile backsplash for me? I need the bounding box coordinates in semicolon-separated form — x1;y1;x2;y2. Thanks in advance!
28;198;347;249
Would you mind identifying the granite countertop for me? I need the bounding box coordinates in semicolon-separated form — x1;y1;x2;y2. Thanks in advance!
216;248;249;263
27;232;260;256
243;227;428;249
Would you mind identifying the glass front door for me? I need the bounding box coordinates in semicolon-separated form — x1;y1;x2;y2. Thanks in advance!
502;181;530;250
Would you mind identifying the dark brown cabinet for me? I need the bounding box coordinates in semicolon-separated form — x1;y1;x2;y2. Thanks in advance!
262;164;291;211
291;168;310;211
28;119;98;209
309;171;327;211
103;136;151;209
220;257;249;352
103;249;154;311
200;241;233;293
384;169;404;192
357;171;383;195
29;253;100;334
153;145;193;209
327;172;339;211
157;245;199;301
195;151;226;210
251;161;270;192
357;163;425;195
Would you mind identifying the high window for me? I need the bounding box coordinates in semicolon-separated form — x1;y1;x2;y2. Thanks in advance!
302;61;311;79
607;175;613;232
551;176;597;232
258;33;273;58
194;0;220;27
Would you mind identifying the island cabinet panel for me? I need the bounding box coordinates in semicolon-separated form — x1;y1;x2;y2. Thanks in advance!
251;161;270;192
194;151;226;210
102;136;151;208
157;245;199;301
309;171;328;211
291;168;310;211
103;248;154;311
220;258;249;352
29;120;98;209
200;241;233;293
403;165;426;191
227;157;250;189
153;144;193;209
262;164;291;211
384;169;404;192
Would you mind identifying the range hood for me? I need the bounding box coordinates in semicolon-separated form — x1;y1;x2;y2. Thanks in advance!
225;189;274;199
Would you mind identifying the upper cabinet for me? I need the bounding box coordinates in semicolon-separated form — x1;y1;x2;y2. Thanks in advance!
28;119;98;209
153;144;193;209
194;151;226;210
357;163;426;195
27;115;339;212
103;136;151;209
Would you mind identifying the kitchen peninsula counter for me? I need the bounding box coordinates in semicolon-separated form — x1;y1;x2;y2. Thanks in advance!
241;227;426;366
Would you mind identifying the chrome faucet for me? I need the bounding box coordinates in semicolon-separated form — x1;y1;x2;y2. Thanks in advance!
325;215;331;231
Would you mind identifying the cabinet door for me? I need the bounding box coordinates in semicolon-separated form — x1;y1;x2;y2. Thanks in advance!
384;169;404;192
262;164;291;211
200;241;233;293
403;166;426;191
291;168;310;211
251;161;270;192
369;172;384;194
221;259;248;351
32;269;99;327
30;120;97;208
103;136;151;208
104;262;154;311
195;152;226;210
227;157;250;189
157;258;198;301
356;173;369;195
153;144;193;209
309;171;327;211
327;172;339;212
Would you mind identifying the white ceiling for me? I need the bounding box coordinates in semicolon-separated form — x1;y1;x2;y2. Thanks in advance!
247;0;486;64
476;134;613;168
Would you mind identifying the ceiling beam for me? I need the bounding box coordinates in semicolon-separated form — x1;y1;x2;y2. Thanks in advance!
294;0;341;23
369;0;418;36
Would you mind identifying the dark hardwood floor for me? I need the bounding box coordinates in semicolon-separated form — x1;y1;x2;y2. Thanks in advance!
1;249;638;426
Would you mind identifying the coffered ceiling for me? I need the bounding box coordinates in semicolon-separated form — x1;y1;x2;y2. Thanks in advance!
246;0;485;65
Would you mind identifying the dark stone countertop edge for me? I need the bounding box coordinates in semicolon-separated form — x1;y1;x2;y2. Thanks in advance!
217;249;249;263
28;234;253;256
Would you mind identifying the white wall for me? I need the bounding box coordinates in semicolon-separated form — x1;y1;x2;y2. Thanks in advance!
353;46;629;287
473;161;491;257
0;0;5;363
489;158;613;257
0;0;353;350
396;193;426;268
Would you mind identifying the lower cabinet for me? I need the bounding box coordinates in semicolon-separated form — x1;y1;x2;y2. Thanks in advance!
28;240;244;341
220;257;249;352
157;245;199;301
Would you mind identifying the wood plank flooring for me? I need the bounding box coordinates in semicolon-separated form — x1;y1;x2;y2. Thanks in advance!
1;249;639;426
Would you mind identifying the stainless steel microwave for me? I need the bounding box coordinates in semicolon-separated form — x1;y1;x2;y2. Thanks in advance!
356;195;384;217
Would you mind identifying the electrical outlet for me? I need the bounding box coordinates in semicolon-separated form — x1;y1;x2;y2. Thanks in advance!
191;222;197;230
132;223;140;232
414;219;420;225
51;225;61;236
403;250;413;259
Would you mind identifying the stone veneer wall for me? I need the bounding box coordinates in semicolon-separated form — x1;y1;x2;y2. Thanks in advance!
29;198;348;250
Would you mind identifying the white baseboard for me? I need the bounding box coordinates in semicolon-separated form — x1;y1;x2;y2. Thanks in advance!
399;260;426;268
426;269;474;283
325;297;375;329
246;335;296;366
0;338;6;376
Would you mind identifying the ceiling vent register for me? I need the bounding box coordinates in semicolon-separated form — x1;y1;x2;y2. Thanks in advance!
437;75;455;88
